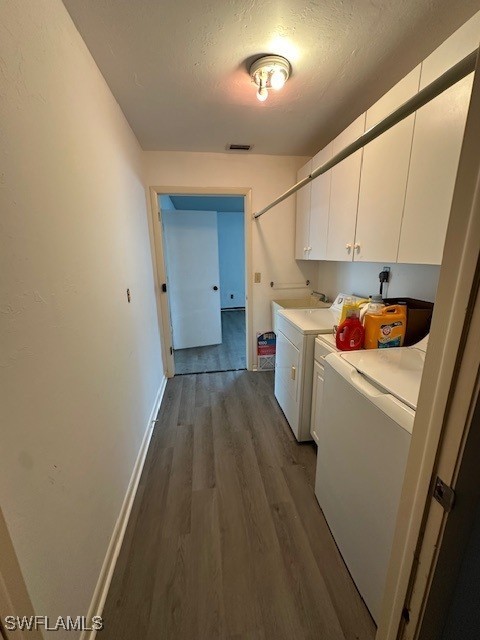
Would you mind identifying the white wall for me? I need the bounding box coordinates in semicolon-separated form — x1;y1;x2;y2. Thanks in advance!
0;0;163;634
317;261;440;302
144;151;318;359
217;211;245;308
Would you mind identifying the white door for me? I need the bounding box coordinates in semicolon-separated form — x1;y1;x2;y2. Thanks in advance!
162;209;222;349
294;159;312;260
355;66;420;263
309;143;333;260
274;329;300;436
326;114;366;261
397;14;479;265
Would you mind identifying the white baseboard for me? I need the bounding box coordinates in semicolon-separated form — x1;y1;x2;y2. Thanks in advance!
80;375;167;640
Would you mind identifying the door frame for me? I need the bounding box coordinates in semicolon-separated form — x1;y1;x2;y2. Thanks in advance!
0;508;42;640
377;49;480;640
148;186;253;377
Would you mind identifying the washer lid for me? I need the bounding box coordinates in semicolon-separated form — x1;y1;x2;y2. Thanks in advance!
316;332;338;349
340;347;427;410
277;307;338;334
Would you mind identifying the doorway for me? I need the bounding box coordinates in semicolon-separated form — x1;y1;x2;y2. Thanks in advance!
159;194;247;375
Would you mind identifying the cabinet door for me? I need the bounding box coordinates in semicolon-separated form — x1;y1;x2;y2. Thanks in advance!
309;143;333;260
295;159;312;260
326;114;366;261
354;67;421;263
397;14;480;265
310;359;325;445
274;330;301;435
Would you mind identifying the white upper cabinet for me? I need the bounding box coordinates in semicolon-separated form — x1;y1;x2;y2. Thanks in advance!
309;143;333;260
295;159;312;260
326;114;366;261
354;67;421;263
397;13;480;265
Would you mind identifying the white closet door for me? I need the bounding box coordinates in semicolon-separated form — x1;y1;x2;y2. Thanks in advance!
397;14;480;265
354;66;421;263
295;159;312;260
326;114;366;262
309;143;333;260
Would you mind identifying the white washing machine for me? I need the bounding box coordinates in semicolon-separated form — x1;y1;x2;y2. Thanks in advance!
274;294;364;442
315;336;428;622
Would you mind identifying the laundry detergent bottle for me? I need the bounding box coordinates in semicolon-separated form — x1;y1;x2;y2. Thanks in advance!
364;304;407;349
336;308;365;351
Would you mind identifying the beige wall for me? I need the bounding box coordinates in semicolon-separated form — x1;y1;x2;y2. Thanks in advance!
317;261;440;302
0;0;163;632
144;151;319;360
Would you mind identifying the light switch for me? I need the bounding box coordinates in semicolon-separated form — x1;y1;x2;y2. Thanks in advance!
254;272;261;283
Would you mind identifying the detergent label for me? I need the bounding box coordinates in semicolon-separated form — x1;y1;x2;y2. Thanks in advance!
378;321;404;348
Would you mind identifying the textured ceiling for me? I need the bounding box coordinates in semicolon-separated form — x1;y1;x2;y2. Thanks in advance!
170;195;244;211
62;0;480;155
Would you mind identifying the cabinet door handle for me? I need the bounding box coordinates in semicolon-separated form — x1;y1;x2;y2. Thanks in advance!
291;366;296;380
307;246;312;251
354;243;361;253
346;243;352;253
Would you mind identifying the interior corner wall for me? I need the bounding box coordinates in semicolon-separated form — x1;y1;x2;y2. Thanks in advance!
317;261;441;302
217;211;246;308
143;151;318;360
0;0;163;632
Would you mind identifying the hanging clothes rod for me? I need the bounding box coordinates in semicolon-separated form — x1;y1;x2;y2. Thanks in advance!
253;48;478;220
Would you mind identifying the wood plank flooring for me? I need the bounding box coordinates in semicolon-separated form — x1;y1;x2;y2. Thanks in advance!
174;309;246;374
101;371;375;640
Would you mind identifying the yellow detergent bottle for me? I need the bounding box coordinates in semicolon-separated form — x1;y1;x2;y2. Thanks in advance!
364;304;407;349
339;297;369;324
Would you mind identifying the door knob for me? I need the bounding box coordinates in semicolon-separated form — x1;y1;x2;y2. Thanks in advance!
213;286;219;291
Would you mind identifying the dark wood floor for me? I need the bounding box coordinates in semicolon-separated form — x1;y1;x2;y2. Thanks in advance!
174;309;246;374
101;371;375;640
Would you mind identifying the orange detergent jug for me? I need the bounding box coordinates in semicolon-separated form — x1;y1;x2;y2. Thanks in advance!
336;311;365;351
364;304;407;349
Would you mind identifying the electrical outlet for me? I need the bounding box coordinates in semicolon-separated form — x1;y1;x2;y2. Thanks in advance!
254;272;261;283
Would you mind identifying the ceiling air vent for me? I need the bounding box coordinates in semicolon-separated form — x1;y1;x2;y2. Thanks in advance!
228;144;252;151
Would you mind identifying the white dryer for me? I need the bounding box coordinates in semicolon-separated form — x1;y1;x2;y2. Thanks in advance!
315;336;428;622
274;294;364;441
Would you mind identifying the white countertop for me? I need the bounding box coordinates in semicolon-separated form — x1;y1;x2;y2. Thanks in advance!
277;307;339;334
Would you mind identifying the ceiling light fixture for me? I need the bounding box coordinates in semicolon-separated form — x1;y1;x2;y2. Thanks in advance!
249;55;291;102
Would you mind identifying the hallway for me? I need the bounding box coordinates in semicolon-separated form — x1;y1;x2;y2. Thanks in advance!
101;371;375;639
174;309;246;374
